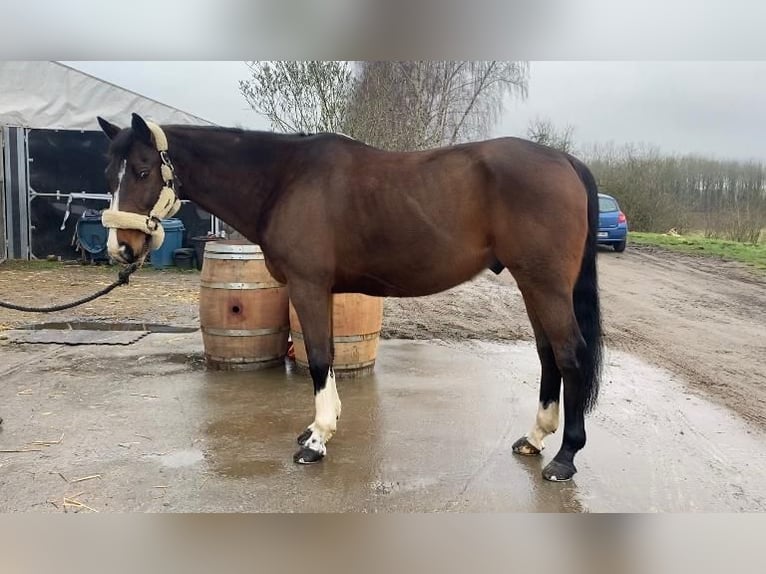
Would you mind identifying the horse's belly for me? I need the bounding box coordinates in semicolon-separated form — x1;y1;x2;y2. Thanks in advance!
336;252;490;298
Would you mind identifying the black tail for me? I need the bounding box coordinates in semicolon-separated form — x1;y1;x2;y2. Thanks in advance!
567;155;603;414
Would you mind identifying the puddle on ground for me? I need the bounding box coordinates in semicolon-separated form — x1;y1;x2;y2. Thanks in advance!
4;336;765;511
196;340;766;511
214;459;287;479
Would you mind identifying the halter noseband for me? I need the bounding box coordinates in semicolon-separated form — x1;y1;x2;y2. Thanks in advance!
101;121;182;250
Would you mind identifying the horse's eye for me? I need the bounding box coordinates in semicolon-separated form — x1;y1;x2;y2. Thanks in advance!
138;170;150;180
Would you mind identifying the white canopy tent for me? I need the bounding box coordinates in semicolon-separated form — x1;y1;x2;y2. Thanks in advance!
0;61;217;261
0;61;212;130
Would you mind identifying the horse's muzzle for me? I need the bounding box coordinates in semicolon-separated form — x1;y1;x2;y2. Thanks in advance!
114;242;135;264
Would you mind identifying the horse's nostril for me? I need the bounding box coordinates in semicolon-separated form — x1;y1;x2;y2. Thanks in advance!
118;243;135;263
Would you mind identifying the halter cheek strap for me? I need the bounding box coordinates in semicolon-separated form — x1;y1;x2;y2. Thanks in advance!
101;121;182;250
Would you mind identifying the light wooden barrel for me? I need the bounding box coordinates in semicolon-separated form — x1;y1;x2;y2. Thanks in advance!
289;294;384;378
199;241;289;370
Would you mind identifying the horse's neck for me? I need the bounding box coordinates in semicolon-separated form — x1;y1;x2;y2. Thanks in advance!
167;128;290;241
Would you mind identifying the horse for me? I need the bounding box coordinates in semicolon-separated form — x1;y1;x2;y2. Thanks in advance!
97;113;602;482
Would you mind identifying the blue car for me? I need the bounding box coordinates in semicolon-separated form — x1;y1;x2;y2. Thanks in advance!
597;193;628;252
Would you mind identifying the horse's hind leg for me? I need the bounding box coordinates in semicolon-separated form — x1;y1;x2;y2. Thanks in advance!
289;281;341;464
515;281;588;482
512;300;562;456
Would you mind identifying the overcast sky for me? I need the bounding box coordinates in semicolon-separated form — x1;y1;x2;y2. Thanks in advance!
65;61;766;163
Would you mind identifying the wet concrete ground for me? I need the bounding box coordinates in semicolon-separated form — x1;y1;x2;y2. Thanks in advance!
1;333;765;512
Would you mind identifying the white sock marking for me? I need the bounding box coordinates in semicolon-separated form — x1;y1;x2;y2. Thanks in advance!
302;369;342;456
526;401;560;451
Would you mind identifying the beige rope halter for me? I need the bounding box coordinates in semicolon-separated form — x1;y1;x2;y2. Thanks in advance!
101;121;182;250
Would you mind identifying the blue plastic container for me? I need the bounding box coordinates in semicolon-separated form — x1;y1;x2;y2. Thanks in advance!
75;210;109;261
150;218;185;268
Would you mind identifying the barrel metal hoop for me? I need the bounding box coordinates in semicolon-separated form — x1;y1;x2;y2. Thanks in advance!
289;330;380;343
199;281;285;290
204;243;262;254
295;358;377;370
203;253;264;260
205;354;285;364
203;326;289;337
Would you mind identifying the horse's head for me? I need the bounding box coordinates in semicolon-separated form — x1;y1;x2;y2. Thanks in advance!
97;113;181;264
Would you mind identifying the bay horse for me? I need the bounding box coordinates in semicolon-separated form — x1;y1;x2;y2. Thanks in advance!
97;113;602;482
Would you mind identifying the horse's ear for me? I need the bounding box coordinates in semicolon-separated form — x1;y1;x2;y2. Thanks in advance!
131;113;153;146
97;116;121;140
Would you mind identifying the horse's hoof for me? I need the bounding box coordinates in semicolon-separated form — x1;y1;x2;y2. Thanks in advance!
512;436;541;456
296;428;312;446
542;460;576;482
293;446;325;465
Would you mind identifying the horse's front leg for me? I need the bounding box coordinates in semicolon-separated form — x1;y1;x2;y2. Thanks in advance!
289;282;340;464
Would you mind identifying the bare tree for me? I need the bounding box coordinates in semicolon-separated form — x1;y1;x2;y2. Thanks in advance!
584;142;766;240
526;117;575;153
239;61;354;133
346;61;528;150
239;61;529;151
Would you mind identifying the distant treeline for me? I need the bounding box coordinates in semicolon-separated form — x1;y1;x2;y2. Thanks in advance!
583;143;766;243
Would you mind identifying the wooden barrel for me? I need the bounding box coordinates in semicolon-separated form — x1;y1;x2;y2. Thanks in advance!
199;241;289;370
289;294;384;377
